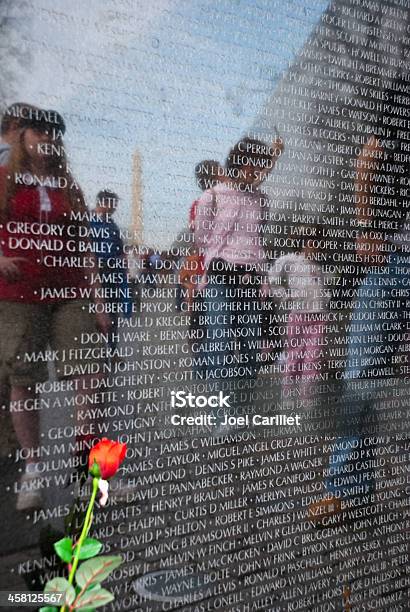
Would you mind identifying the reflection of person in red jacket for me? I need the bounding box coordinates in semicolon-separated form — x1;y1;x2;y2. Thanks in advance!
179;160;222;305
0;109;110;510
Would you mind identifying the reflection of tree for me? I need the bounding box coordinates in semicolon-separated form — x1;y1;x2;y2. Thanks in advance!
0;0;31;104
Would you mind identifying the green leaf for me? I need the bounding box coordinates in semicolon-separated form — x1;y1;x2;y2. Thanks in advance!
54;537;73;563
76;555;122;588
39;608;58;612
75;586;114;610
45;577;76;606
77;537;103;560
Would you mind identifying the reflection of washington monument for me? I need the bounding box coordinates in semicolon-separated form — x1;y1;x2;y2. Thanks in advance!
131;151;143;244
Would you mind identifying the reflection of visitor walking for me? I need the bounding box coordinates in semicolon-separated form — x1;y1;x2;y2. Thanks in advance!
310;129;409;522
0;108;110;510
176;160;225;377
195;137;283;379
91;190;132;350
324;250;409;498
326;133;408;499
177;160;222;314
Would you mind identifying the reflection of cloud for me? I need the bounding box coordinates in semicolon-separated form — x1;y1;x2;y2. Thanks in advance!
0;2;33;102
7;0;328;247
10;0;176;108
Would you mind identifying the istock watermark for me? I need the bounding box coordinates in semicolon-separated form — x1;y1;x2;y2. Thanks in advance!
170;390;231;408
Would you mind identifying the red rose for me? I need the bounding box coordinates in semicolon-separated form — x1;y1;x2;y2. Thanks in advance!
88;438;127;479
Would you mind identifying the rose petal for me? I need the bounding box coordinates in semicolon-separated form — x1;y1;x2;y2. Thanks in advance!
89;439;127;479
98;479;109;507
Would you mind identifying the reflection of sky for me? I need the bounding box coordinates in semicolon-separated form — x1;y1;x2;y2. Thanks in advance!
8;0;328;247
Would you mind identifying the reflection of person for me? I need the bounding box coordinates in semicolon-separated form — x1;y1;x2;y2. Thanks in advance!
177;160;223;313
176;161;225;377
0;104;42;458
268;224;328;398
0;109;110;510
91;190;132;350
308;131;408;524
0;103;39;166
195;137;283;379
